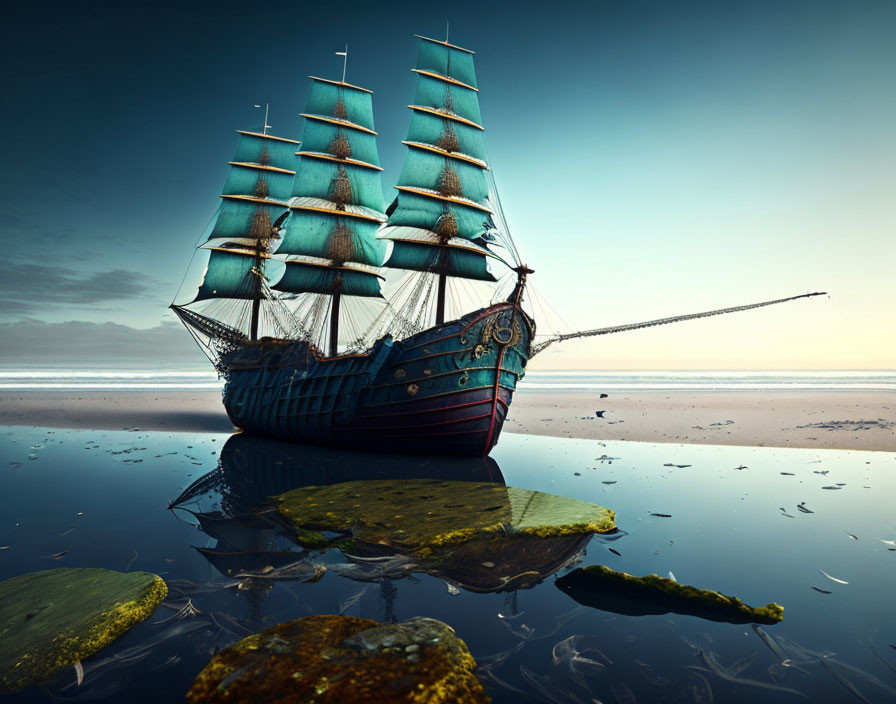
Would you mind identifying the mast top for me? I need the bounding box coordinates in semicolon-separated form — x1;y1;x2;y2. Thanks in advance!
414;34;475;54
337;44;348;84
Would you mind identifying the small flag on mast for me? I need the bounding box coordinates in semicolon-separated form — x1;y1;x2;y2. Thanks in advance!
337;45;348;82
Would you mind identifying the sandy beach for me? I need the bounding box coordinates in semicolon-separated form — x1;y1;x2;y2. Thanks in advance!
0;388;892;452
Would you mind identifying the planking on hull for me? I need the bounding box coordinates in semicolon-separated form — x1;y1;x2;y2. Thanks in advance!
220;302;533;455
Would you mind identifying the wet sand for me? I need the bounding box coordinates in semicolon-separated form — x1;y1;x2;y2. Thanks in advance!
506;390;896;452
0;388;893;452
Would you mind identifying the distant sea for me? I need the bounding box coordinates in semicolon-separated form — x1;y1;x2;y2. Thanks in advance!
0;370;893;391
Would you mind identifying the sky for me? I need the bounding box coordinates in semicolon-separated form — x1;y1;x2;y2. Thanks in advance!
1;0;893;369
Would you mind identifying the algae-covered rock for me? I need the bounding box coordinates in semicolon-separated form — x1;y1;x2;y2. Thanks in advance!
0;567;167;693
556;564;783;625
186;614;489;703
276;479;616;552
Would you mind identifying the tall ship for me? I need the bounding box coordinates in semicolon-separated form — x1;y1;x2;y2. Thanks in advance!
172;34;824;456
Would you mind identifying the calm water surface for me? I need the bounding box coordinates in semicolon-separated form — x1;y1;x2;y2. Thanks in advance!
1;427;894;702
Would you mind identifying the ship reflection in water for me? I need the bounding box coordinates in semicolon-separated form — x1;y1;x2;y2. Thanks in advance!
170;433;615;625
1;427;894;703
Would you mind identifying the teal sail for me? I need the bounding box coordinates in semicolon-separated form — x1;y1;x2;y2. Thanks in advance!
414;35;478;89
194;249;263;301
275;76;388;300
207;131;298;245
276;259;383;298
186;128;300;342
300;119;380;167
208;199;291;242
384;240;495;281
302;77;376;132
412;73;482;127
277;210;383;267
406;111;487;163
380;35;498;282
397;149;488;203
232;131;298;171
289;157;384;212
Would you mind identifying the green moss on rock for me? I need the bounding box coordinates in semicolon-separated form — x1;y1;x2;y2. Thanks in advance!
276;479;615;554
291;528;330;549
0;568;167;693
186;614;489;703
556;564;783;625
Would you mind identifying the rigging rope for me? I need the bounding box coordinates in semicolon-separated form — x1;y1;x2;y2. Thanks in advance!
531;292;828;356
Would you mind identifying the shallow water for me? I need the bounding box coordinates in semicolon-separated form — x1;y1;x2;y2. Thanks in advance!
1;426;894;702
1;369;894;390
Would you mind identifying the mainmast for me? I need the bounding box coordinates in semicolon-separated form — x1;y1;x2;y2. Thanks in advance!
177;129;299;341
275;69;388;356
379;35;500;326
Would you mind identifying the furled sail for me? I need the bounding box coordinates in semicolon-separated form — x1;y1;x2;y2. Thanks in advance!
379;36;499;289
276;77;388;301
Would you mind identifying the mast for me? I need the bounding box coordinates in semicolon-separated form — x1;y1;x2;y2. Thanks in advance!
435;271;447;324
275;71;388;356
379;35;501;326
329;292;341;356
250;238;263;341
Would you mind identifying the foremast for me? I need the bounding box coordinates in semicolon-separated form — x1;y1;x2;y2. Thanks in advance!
172;129;298;346
276;73;388;356
379;35;508;326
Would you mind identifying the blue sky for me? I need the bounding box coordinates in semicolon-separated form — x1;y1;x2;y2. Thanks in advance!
1;0;893;368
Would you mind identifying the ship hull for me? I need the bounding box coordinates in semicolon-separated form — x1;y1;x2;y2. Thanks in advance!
219;302;534;456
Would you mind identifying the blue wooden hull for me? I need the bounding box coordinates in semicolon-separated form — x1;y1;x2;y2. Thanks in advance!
219;302;534;455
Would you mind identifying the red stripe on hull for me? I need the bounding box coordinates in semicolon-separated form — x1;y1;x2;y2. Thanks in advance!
335;385;516;455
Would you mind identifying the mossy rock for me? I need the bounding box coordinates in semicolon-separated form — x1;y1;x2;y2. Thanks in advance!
186;614;489;703
556;564;783;625
276;479;616;553
0;568;167;693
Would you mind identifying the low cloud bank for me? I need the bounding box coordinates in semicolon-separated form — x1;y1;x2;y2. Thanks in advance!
1;319;208;367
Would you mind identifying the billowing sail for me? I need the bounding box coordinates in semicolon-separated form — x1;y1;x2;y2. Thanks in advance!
207;131;298;245
379;36;498;282
275;76;388;300
194;248;266;301
276;258;383;298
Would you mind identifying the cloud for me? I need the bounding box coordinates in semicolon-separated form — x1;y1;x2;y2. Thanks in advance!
0;318;208;366
0;210;80;260
0;263;159;308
